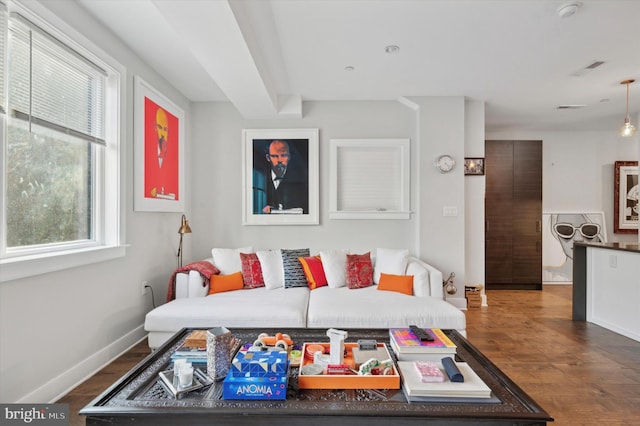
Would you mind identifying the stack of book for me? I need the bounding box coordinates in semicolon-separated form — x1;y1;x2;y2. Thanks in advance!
388;328;457;361
397;359;494;402
170;342;207;365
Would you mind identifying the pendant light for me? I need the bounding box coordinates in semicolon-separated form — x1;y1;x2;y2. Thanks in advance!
619;79;636;137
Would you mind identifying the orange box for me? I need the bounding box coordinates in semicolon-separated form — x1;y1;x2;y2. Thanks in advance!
298;342;400;389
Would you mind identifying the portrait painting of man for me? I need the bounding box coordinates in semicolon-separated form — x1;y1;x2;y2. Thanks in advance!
251;138;309;215
144;97;179;201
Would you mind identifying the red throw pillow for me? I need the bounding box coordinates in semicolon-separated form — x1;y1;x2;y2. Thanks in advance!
298;256;328;290
240;252;265;288
377;273;413;295
209;272;244;295
346;252;373;289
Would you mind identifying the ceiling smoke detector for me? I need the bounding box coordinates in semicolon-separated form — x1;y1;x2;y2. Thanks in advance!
557;2;582;18
384;45;400;54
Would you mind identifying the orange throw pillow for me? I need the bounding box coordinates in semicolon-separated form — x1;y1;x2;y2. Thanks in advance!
209;272;244;295
377;273;413;295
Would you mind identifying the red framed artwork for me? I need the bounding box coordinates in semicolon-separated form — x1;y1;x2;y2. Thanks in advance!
134;77;185;212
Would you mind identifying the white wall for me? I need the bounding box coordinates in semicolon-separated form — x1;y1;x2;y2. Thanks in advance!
0;1;191;402
190;101;418;257
486;129;639;245
464;100;486;289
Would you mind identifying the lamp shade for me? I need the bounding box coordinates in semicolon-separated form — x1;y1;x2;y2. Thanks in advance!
620;118;637;137
178;214;192;234
620;79;636;137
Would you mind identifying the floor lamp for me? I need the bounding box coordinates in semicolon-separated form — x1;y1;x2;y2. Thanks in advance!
177;214;192;268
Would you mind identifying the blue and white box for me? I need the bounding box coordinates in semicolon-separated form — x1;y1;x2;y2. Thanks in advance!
231;351;289;377
222;372;288;400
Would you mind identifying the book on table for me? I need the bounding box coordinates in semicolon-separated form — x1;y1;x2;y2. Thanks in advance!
397;360;492;399
170;342;207;364
389;328;457;360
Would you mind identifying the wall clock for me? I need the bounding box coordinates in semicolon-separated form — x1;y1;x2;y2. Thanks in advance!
435;155;456;173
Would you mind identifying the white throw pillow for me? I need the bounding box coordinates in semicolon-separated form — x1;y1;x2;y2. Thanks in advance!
319;249;349;288
373;248;409;284
406;260;430;297
211;247;252;275
256;249;284;289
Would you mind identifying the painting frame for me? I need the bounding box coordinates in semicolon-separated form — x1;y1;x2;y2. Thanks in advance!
242;128;319;226
134;76;185;212
464;157;485;175
614;161;639;234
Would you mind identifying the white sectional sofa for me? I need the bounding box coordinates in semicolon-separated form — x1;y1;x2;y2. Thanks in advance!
144;249;466;349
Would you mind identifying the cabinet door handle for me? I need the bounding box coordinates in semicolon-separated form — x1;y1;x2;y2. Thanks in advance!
536;220;541;233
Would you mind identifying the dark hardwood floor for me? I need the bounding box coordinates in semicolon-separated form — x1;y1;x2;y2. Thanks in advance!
57;285;640;425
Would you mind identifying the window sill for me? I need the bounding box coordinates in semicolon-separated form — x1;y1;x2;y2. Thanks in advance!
329;210;412;220
0;245;127;283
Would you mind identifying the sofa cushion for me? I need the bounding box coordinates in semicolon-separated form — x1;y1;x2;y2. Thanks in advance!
282;248;311;288
377;273;413;295
307;286;466;330
211;247;252;275
346;252;373;289
145;287;310;334
320;249;349;288
299;256;328;290
406;259;430;297
240;253;265;289
209;272;244;294
373;248;409;284
256;249;284;289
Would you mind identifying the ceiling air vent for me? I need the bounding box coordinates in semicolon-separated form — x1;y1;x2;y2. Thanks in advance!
571;61;605;77
557;105;586;109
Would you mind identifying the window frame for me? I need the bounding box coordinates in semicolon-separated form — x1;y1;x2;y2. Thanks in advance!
0;0;125;282
329;138;412;220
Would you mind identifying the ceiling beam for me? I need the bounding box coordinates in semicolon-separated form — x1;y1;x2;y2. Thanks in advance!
151;0;300;119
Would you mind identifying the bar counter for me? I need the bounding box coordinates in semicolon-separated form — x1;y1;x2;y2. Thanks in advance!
572;241;640;342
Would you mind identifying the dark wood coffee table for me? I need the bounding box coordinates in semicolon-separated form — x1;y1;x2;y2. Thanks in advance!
81;328;552;425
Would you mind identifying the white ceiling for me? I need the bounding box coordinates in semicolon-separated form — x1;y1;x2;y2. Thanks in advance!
77;0;640;132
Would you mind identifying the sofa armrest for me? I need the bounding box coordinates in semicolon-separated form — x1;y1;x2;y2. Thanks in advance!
175;258;213;298
406;256;444;299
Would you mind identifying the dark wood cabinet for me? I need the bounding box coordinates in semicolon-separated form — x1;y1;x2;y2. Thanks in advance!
485;140;542;289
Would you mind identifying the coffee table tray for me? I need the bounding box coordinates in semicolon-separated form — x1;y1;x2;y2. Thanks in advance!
298;342;400;389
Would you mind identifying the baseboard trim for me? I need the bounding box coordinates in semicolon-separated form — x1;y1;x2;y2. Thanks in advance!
17;325;148;404
447;297;467;310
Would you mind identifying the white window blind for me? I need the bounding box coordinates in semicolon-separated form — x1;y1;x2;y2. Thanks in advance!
1;1;124;280
0;1;6;115
8;12;106;144
330;139;411;219
337;147;401;211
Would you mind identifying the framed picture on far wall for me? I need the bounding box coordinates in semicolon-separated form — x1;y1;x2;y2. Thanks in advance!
242;129;319;225
614;161;639;234
133;76;185;212
464;158;485;175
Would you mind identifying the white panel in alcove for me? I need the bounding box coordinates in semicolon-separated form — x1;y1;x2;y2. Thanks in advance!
330;139;411;219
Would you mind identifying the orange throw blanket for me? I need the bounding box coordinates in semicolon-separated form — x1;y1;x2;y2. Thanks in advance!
165;261;220;302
